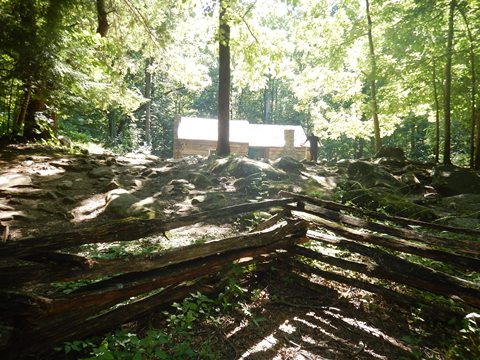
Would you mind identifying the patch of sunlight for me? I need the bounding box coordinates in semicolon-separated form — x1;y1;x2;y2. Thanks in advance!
318;310;409;351
302;172;337;190
278;320;296;334
226;319;249;338
295;315;343;341
239;334;278;359
70;193;106;223
83;142;108;155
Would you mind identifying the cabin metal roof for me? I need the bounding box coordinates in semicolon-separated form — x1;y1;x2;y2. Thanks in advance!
177;117;308;148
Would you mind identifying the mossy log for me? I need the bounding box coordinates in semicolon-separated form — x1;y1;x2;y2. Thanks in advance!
290;210;480;272
3;278;224;359
279;191;480;236
286;203;480;256
293;233;480;309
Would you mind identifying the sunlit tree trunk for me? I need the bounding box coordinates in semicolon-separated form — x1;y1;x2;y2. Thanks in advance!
443;0;455;165
458;5;477;168
144;59;152;147
410;119;416;157
365;0;381;152
217;0;231;157
475;112;480;169
263;77;272;124
432;59;441;163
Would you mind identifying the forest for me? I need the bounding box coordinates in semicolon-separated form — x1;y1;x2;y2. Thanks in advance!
1;0;479;166
2;1;480;359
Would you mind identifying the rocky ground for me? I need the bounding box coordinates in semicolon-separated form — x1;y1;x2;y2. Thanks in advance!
1;144;479;243
1;144;480;359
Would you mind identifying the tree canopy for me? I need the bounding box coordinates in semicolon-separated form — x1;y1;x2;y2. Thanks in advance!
1;0;479;165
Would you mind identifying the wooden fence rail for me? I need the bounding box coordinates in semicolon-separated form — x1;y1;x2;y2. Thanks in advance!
1;194;479;358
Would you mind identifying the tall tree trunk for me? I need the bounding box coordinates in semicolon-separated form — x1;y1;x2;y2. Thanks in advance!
217;0;231;157
108;111;115;140
263;79;272;124
475;111;480;168
96;0;109;37
24;97;52;141
410;120;416;157
458;6;477;168
144;59;152;147
365;0;381;152
14;83;32;136
432;59;441;163
443;0;455;165
6;79;15;135
273;79;278;124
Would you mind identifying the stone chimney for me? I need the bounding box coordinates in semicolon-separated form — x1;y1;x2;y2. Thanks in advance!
283;129;294;156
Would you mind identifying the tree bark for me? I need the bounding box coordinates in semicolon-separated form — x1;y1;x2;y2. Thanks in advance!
443;0;455;165
432;58;441;163
144;58;152;147
217;0;231;157
263;76;272;124
365;0;381;152
458;5;477;168
96;0;109;37
14;83;32;136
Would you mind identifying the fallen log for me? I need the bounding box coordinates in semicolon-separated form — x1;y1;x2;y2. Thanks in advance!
291;210;480;272
279;191;480;236
0;197;295;258
293;237;480;309
286;203;480;256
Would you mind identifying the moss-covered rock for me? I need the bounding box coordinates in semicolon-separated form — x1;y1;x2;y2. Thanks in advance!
272;156;305;173
347;161;402;190
342;188;437;221
104;189;160;219
432;165;480;195
208;156;286;180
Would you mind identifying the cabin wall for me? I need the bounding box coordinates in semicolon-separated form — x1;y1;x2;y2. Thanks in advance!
250;147;307;161
173;139;249;158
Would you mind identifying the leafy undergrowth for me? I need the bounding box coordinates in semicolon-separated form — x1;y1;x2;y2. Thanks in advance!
53;267;480;360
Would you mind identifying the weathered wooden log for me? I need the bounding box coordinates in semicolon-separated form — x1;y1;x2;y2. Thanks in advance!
4;277;226;359
5;250;295;358
0;220;306;288
19;223;306;318
251;210;287;232
0;197;295;258
279;191;480;236
293;237;480;309
291;210;480;272
286;203;480;256
276;260;419;307
282;259;465;322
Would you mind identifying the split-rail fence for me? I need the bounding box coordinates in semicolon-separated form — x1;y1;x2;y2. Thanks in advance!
1;193;479;358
